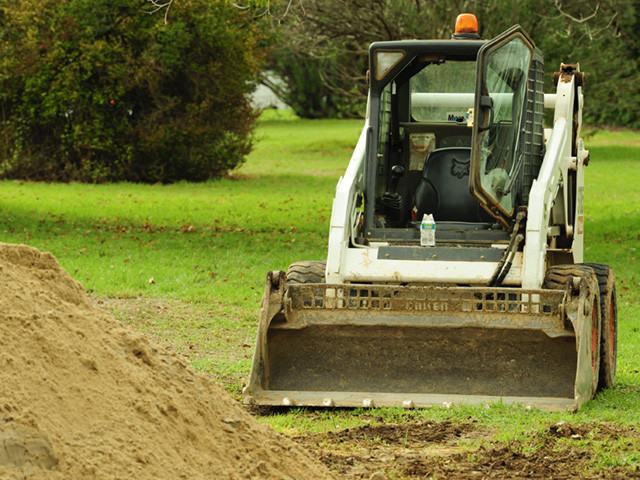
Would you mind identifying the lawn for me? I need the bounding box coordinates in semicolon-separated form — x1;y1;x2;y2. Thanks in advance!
0;113;638;478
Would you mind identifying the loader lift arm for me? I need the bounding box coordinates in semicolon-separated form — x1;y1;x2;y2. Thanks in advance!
523;65;588;288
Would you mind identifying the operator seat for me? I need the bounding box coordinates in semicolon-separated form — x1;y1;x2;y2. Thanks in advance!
414;147;486;223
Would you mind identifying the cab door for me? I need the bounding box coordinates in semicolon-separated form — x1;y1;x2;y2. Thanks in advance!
470;26;535;226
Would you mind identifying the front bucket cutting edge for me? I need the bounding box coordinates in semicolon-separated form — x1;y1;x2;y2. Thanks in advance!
243;272;598;411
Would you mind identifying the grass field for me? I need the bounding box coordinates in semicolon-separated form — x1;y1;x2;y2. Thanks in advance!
1;112;639;477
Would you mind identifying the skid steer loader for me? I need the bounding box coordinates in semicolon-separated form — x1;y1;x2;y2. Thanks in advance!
244;14;618;411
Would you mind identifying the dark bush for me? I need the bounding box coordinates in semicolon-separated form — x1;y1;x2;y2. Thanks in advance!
267;47;365;119
0;0;268;182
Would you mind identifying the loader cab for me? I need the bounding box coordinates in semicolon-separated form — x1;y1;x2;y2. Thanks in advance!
364;26;545;244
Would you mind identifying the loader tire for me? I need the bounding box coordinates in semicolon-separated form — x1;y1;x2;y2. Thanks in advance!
584;263;617;390
543;264;601;396
285;260;326;286
542;264;595;291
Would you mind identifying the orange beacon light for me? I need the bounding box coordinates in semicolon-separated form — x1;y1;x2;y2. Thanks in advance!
455;13;478;35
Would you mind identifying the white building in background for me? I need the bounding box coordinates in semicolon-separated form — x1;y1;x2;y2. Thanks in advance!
249;72;290;110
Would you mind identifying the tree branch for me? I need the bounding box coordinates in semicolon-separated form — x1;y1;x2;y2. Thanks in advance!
554;0;599;24
146;0;173;24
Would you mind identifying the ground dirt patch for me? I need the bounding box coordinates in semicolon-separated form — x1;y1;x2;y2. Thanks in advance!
294;420;640;479
0;243;335;479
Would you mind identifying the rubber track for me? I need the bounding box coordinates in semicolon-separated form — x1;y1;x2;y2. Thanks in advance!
286;260;327;286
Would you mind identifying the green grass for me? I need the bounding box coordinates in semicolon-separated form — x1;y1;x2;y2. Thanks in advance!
0;116;638;468
583;131;640;414
0;115;362;305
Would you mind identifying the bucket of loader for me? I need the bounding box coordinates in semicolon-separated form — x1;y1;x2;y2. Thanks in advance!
243;271;598;411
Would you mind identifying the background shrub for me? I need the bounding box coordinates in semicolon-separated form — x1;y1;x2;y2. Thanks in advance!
0;0;269;182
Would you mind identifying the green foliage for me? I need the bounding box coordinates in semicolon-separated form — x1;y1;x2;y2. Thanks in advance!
0;0;269;182
270;0;640;126
578;4;640;127
268;47;364;119
514;1;640;128
267;0;515;119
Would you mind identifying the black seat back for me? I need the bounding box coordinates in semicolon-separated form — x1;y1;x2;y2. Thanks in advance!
414;147;484;222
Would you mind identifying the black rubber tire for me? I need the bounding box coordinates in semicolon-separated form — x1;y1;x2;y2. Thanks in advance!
542;264;595;291
543;264;601;396
584;263;617;390
285;260;326;286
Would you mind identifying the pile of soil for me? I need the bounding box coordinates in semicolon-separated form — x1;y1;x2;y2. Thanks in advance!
0;243;335;479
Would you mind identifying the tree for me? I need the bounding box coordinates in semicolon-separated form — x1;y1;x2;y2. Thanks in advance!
544;0;640;126
268;0;639;126
0;0;270;182
267;0;520;118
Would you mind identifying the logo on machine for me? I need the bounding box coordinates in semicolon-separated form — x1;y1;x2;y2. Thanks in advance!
447;112;470;123
450;158;470;178
406;301;449;312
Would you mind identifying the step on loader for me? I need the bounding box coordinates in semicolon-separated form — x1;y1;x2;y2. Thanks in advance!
243;14;618;411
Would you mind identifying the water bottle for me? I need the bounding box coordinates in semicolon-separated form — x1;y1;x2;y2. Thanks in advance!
420;214;436;247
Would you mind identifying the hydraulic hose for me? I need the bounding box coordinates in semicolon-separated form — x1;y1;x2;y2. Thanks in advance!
488;210;526;287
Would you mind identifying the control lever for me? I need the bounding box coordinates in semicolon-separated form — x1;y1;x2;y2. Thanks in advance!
382;165;406;226
388;164;405;194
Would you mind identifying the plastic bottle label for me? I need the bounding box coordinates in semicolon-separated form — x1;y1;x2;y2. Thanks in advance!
420;214;436;247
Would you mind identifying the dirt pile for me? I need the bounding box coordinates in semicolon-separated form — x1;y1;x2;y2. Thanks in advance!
0;243;335;480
